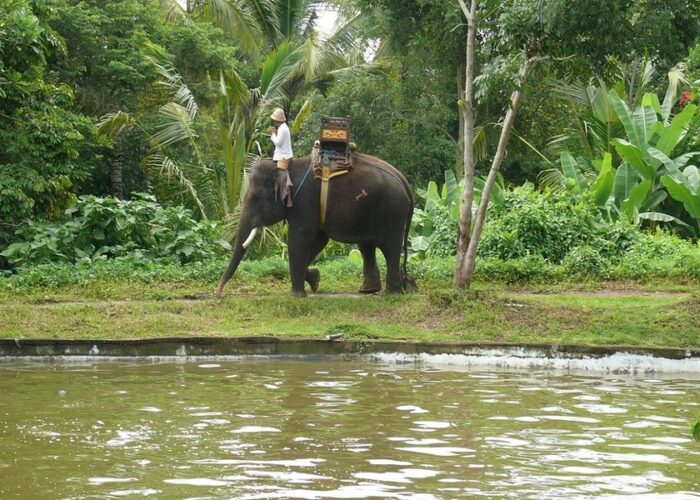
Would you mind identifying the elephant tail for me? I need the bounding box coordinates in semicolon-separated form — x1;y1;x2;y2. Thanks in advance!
401;189;414;291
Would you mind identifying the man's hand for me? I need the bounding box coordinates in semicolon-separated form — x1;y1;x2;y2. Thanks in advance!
267;126;276;134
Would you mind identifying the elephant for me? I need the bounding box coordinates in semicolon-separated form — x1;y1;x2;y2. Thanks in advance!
216;153;414;297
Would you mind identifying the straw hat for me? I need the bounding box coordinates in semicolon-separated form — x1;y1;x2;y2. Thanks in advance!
270;108;286;122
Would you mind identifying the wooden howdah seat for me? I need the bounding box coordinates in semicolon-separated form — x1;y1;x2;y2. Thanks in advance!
310;116;355;228
312;116;354;180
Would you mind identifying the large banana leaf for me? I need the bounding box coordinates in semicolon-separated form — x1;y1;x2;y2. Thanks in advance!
589;152;614;207
611;139;654;181
685;166;700;193
647;147;685;183
661;175;700;219
639;190;667;212
621;180;651;218
613;163;638;207
560;151;587;190
638;212;688;226
635;95;658;142
655;103;697;156
609;90;646;152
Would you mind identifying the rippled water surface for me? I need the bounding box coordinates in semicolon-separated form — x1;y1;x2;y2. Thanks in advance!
0;358;699;499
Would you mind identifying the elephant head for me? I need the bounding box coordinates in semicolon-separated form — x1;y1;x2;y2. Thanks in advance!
216;161;290;296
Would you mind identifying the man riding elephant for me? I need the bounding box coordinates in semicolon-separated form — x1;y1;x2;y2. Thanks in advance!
267;107;294;208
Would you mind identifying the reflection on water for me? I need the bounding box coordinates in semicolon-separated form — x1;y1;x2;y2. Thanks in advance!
0;359;699;499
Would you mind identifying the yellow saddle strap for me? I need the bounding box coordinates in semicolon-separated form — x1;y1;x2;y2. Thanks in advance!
320;164;330;229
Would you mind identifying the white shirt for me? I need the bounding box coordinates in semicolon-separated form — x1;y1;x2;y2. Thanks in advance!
271;122;293;160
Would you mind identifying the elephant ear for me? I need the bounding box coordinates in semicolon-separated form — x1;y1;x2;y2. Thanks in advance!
275;168;293;206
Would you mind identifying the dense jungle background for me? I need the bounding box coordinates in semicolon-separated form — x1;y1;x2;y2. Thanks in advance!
2;0;700;288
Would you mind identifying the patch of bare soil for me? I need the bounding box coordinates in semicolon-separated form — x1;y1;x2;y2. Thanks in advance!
503;302;540;329
513;286;688;298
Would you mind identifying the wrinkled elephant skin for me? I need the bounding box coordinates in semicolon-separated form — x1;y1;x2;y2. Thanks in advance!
217;154;414;297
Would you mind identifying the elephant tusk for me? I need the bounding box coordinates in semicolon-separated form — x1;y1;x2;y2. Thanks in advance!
242;227;258;249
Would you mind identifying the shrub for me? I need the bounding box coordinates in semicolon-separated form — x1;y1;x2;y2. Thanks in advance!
1;194;230;268
476;256;563;284
613;230;700;280
479;184;638;264
562;246;611;279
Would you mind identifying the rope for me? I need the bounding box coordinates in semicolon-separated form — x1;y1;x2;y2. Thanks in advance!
291;166;312;202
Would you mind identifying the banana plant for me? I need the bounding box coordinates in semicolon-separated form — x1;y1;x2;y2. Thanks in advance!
411;170;462;253
411;170;504;255
608;90;696;183
557;151;677;223
661;165;700;231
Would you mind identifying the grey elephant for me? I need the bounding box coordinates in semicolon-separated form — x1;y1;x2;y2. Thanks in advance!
216;153;414;297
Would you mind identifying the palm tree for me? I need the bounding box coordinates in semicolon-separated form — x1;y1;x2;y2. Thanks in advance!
149;0;367;226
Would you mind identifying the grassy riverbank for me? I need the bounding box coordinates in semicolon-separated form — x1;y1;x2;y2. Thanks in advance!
1;263;698;348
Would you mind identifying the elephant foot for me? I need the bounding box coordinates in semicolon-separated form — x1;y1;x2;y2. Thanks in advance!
306;268;320;293
359;284;381;294
291;289;308;298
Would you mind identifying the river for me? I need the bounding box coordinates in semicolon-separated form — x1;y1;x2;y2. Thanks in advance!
1;357;698;498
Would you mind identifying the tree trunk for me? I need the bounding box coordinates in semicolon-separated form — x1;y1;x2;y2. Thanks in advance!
455;67;465;182
453;0;478;289
455;55;534;288
111;137;125;199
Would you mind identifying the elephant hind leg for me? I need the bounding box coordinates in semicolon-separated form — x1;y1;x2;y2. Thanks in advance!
359;244;381;294
380;243;403;294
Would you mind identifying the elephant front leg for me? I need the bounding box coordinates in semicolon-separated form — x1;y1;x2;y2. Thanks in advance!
304;233;328;293
288;229;312;297
359;244;381;293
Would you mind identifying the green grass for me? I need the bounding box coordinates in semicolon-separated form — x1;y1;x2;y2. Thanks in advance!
1;267;698;348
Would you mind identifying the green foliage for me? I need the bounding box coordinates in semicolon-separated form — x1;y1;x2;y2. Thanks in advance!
293;63;457;188
476;256;563;284
479;184;637;263
661;165;700;230
545;76;700;231
0;0;101;247
562;246;611;279
1;195;229;268
411;170;461;258
410;170;505;258
692;416;700;442
614;230;700;281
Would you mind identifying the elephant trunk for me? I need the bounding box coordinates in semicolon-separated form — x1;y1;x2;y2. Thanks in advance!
215;222;259;297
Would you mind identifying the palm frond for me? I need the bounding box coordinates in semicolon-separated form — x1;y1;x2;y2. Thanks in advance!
96;111;139;138
275;0;309;39
661;64;687;121
537;168;566;192
246;0;281;48
151;102;198;149
145;153;208;219
291;98;314;134
144;43;199;119
159;0;192;24
201;0;262;57
260;39;305;99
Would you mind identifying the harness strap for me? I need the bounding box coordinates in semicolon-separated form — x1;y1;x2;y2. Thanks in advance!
319;164;331;229
292;166;312;202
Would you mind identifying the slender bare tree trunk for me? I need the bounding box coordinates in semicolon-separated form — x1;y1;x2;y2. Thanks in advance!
453;0;478;289
111;135;125;199
455;55;535;288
